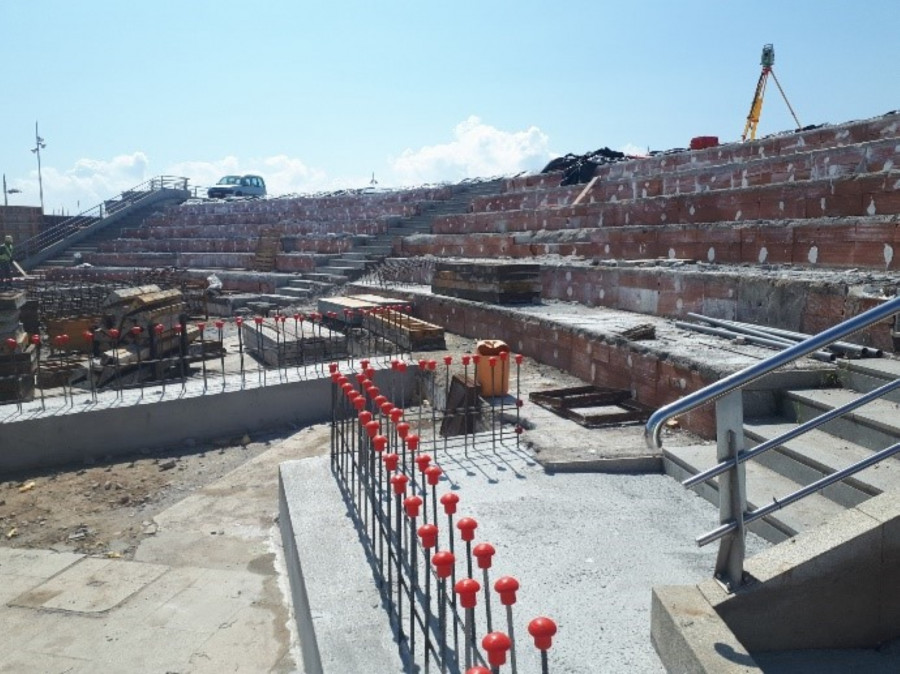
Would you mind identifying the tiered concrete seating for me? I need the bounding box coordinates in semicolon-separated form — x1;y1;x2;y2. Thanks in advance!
82;186;453;274
403;113;899;270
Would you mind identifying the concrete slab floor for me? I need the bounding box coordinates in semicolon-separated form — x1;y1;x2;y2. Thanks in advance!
0;427;330;674
282;431;769;673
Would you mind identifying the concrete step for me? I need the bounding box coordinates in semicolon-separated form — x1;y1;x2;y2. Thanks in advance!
664;443;847;543
354;245;393;257
303;272;346;284
340;252;371;261
743;420;898;507
784;388;900;452
330;258;368;270
839;358;900;404
277;287;312;299
289;279;334;292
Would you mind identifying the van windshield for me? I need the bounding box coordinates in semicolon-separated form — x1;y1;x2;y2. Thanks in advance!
216;176;241;185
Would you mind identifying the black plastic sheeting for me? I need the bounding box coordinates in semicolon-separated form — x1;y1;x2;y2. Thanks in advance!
541;147;626;186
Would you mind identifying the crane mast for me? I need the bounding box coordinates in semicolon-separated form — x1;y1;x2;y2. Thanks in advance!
742;44;802;142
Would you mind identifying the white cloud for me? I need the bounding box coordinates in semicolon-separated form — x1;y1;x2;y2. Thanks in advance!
389;116;552;184
620;142;650;157
9;152;152;215
7;119;556;214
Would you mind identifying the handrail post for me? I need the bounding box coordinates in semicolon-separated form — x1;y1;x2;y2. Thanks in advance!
713;391;747;592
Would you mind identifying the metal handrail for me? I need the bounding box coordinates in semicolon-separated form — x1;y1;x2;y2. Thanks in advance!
644;294;900;450
645;294;900;588
683;376;900;489
17;175;189;262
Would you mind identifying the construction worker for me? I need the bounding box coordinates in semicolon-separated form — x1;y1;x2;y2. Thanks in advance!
0;235;13;288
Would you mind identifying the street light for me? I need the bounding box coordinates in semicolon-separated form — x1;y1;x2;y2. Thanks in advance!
31;121;46;212
2;174;22;207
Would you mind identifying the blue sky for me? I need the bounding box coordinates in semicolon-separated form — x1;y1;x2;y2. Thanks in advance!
1;1;898;214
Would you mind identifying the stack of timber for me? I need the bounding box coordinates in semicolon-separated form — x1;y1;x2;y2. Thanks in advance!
431;261;541;304
0;291;35;401
241;318;347;367
362;309;446;351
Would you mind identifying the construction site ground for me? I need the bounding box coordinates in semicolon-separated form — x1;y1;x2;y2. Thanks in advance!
0;319;723;672
0;329;702;560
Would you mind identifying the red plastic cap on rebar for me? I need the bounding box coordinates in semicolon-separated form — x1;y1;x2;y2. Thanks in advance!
494;576;520;606
457;517;478;542
367;386;380;399
515;353;523;365
396;422;410;440
337;375;349;387
528;617;558;651
355;373;367;385
403;495;422;518
472;354;481;365
499;351;508;362
489;356;497;368
329;362;338;373
383;452;399;472
5;337;17;350
424;465;443;486
462;355;471;366
443;355;452;365
454;578;481;609
417;359;426;370
109;328;120;339
473;542;496;570
360;358;370;370
373;394;387;408
365;420;380;439
353;396;366;411
415;453;431;473
432;550;455;579
427;360;437;371
418;523;438;549
82;330;94;341
156;323;166;334
465;668;490;674
406;434;420;451
365;367;376;379
254;316;264;325
358;410;373;426
197;322;206;332
390;408;403;424
373;435;387;453
330;372;341;383
398;361;407;373
440;492;460;515
235;317;244;326
391;359;399;371
482;632;512;667
380;402;394;417
390;473;408;495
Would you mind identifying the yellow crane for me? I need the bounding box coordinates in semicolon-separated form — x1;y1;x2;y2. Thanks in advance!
742;44;802;142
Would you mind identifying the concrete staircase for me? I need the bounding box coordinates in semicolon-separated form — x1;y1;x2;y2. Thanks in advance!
288;179;505;298
663;357;900;544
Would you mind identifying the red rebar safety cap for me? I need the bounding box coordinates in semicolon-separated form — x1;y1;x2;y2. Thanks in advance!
473;542;496;570
482;632;512;667
440;492;459;515
454;578;481;609
457;517;478;542
494;576;520;606
528;617;558;651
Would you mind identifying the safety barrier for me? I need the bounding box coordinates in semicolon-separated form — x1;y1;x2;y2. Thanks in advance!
329;356;558;674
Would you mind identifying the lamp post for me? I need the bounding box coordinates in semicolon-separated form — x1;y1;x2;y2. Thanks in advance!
31;121;46;212
2;174;21;207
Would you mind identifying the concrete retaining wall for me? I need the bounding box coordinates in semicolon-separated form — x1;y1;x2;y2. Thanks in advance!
0;367;413;474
